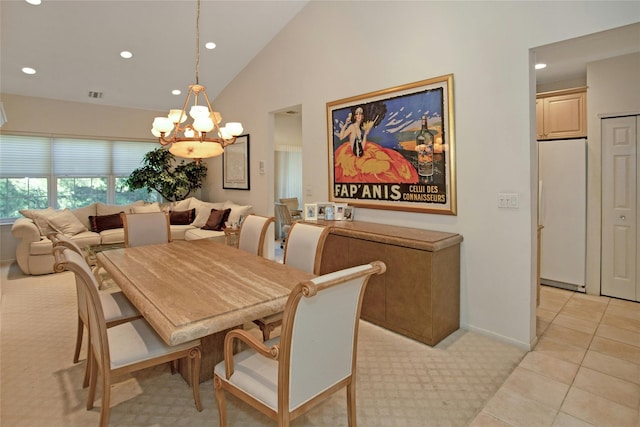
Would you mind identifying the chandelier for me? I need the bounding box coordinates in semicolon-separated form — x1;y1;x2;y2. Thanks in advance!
151;0;243;161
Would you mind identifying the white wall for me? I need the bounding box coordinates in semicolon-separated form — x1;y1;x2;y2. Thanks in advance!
585;52;640;295
205;1;639;348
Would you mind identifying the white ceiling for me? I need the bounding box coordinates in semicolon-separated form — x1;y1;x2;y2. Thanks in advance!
1;2;638;113
0;0;308;111
533;22;640;86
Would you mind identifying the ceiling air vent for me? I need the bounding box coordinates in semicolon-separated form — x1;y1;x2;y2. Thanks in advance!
88;91;104;99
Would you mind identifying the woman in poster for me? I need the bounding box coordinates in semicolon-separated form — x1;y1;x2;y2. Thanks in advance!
335;105;418;183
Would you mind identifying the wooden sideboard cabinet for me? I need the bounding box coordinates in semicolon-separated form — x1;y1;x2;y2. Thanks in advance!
536;87;587;140
311;220;463;346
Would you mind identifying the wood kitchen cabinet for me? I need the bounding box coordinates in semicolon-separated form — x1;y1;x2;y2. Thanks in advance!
536;87;587;140
312;220;463;346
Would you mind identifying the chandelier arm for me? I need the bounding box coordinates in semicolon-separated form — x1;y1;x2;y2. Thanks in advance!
201;90;224;136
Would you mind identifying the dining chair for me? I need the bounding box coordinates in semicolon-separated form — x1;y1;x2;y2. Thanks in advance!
274;203;293;249
214;261;386;427
279;197;302;220
237;214;275;258
253;222;330;340
54;247;203;427
50;234;142;388
121;211;171;247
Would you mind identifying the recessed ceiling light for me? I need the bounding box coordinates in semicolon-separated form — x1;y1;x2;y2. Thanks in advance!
25;0;41;5
172;89;181;96
205;42;216;50
22;67;36;75
535;63;547;70
120;51;133;59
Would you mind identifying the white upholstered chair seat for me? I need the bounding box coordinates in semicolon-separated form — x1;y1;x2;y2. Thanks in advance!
213;337;280;410
100;292;142;325
108;319;201;370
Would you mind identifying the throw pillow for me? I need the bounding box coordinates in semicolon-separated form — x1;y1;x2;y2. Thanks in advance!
89;212;124;233
71;204;96;230
191;200;226;228
19;207;58;236
172;197;194;212
169;208;196;225
47;208;88;236
131;202;161;213
223;201;253;225
96;201;144;216
202;208;231;231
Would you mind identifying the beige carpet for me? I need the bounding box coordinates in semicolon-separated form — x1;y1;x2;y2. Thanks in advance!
0;260;525;426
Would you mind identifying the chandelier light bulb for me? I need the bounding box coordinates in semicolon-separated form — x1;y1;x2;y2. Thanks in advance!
218;127;232;140
189;105;209;119
168;109;188;124
225;122;243;136
193;117;214;133
210;111;222;124
184;128;196;138
153;117;174;134
151;128;162;137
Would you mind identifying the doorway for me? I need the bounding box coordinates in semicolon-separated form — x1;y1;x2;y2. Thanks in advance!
273;105;303;239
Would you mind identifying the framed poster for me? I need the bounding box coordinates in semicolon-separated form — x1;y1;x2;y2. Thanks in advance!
223;134;250;190
327;75;456;215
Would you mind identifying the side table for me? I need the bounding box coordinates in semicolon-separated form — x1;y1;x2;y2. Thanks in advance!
223;227;240;247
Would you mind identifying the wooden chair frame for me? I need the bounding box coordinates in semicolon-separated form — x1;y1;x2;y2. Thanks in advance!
50;234;142;388
214;261;386;427
237;214;275;257
121;211;171;248
54;248;203;427
254;222;330;340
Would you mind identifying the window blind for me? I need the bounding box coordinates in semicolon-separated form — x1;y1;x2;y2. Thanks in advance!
0;135;51;176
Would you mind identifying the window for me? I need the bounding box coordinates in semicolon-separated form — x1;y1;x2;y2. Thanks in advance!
0;135;160;221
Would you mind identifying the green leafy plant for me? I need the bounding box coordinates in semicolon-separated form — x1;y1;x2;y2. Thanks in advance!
125;148;207;202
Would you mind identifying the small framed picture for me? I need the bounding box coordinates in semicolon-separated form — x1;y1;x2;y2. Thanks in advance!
325;205;335;220
316;202;333;220
304;203;318;221
344;206;355;221
334;203;348;220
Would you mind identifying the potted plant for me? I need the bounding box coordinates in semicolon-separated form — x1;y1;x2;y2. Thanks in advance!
125;148;207;202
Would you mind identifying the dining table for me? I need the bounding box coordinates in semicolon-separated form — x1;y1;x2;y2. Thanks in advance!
96;238;315;383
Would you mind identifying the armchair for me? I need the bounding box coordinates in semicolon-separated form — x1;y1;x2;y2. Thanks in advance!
214;261;386;427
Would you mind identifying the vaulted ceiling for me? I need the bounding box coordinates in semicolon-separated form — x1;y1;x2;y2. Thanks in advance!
0;0;308;111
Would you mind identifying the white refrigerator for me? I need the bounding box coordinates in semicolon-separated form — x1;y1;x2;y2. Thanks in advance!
538;138;587;292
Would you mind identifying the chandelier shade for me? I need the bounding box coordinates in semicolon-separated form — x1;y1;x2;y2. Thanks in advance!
151;0;243;161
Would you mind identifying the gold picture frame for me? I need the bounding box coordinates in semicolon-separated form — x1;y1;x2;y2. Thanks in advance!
326;75;456;215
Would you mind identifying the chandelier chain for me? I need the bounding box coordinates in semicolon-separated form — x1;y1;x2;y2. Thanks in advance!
195;0;200;85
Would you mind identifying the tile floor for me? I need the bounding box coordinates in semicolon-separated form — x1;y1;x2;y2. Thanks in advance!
471;285;640;427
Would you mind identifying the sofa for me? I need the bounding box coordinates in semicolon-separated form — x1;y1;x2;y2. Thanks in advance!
11;197;252;275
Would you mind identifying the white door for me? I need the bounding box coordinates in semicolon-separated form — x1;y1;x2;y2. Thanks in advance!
601;115;639;301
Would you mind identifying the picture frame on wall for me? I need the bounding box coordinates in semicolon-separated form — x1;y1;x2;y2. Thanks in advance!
222;134;250;190
327;75;457;215
303;203;318;221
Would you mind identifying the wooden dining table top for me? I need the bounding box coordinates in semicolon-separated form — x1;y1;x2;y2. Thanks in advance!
97;239;315;346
